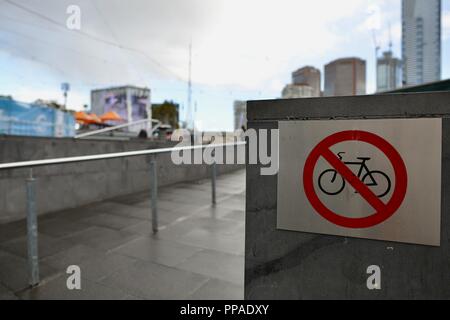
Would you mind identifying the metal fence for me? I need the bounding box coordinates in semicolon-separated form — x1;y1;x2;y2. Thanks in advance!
0;141;246;287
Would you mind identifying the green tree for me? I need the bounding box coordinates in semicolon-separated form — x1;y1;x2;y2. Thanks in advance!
152;100;179;129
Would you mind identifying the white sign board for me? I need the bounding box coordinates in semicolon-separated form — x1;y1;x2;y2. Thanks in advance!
277;118;441;246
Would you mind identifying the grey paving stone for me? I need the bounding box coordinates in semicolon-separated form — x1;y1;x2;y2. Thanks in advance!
132;199;151;209
162;188;212;201
18;274;129;300
188;278;244;300
100;260;209;299
110;191;150;206
176;249;244;286
81;201;124;213
42;244;138;282
41;244;104;270
193;206;240;220
81;213;143;230
0;169;246;299
38;217;91;238
160;216;243;238
0;283;18;300
156;209;200;225
193;216;243;235
78;252;138;282
0;233;77;259
176;182;212;191
55;206;106;222
222;209;246;222
0;219;27;243
162;226;244;255
88;202;150;219
63;226;140;251
218;196;245;211
113;237;202;267
180;197;214;207
154;219;200;240
156;199;207;215
109;207;153;221
121;220;155;236
159;192;212;206
0;249;58;292
96;201;177;224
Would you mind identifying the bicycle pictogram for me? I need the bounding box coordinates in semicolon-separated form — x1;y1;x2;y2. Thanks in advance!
318;152;391;198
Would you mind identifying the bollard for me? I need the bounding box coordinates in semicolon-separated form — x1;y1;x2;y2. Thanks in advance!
26;169;39;286
211;149;217;206
150;156;158;233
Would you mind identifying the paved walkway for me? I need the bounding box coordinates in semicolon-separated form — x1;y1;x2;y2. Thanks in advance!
0;170;245;300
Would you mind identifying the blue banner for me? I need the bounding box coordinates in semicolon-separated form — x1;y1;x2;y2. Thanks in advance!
0;98;75;137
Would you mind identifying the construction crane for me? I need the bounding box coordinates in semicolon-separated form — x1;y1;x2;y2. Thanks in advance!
186;41;193;131
372;29;380;60
388;22;393;53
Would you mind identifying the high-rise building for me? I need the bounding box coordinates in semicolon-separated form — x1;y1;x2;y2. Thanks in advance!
281;84;315;99
377;51;402;92
234;100;247;131
292;66;321;97
324;58;366;96
402;0;441;86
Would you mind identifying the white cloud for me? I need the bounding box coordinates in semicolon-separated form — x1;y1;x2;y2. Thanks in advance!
0;0;372;93
356;0;401;51
364;4;382;30
187;0;369;89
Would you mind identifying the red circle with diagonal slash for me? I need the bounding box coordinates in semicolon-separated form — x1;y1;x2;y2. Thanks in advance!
303;130;407;229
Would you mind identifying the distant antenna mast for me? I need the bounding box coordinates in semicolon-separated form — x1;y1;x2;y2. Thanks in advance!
372;29;380;90
186;41;193;130
61;82;70;110
388;22;393;52
372;29;380;59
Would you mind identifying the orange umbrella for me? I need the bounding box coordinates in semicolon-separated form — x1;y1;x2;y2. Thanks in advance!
100;111;123;122
74;111;93;124
85;113;103;124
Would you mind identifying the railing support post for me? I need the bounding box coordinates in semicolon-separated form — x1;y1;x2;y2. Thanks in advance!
150;156;158;233
26;169;39;287
211;149;217;206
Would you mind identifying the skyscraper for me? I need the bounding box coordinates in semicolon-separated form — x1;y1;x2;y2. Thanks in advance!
324;58;366;97
402;0;441;86
292;66;321;97
377;50;402;92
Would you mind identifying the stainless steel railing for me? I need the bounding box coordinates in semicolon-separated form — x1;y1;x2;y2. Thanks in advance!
74;118;161;139
0;141;246;287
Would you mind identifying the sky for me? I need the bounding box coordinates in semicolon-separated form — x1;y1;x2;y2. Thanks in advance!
0;0;449;131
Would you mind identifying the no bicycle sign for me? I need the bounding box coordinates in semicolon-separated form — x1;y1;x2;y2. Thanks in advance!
277;118;441;246
303;130;407;229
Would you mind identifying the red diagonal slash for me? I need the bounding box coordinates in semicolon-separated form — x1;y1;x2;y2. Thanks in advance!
303;130;407;229
320;148;386;212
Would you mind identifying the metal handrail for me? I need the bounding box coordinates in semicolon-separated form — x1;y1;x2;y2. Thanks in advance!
0;141;246;170
75;118;160;139
0;140;246;287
